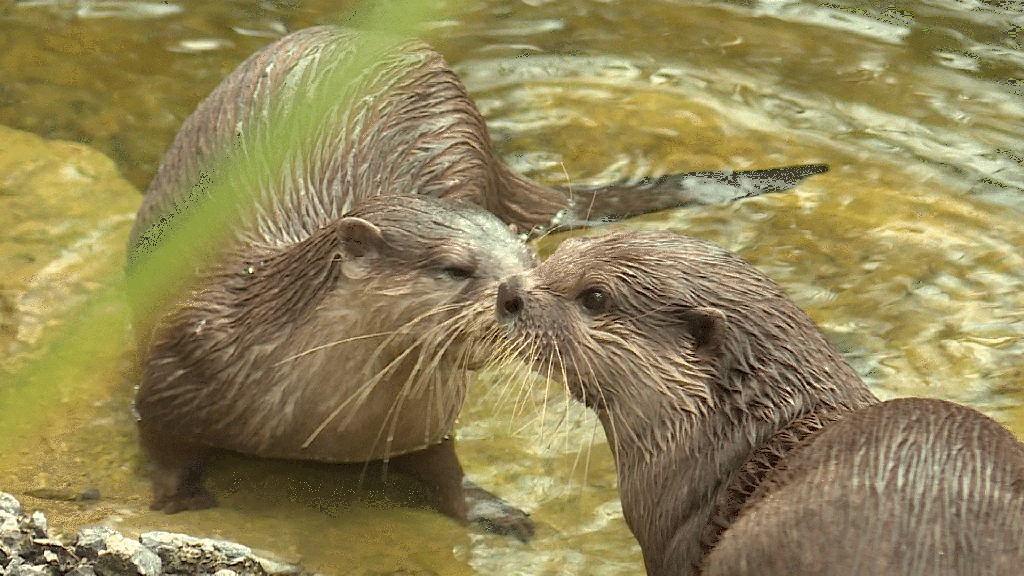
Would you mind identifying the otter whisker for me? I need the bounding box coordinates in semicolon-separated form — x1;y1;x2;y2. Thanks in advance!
354;299;457;367
337;303;466;403
274;330;398;366
353;304;486;459
485;337;536;425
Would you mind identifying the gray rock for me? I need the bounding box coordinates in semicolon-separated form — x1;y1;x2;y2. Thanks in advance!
73;527;119;561
3;556;56;576
0;494;21;517
31;538;78;572
139;531;265;576
252;554;306;576
24;513;46;539
1;511;31;561
0;492;314;576
92;534;161;576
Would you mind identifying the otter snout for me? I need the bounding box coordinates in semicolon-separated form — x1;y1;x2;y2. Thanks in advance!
497;277;524;320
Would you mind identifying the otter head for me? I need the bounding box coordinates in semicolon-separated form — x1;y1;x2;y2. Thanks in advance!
494;231;870;458
333;194;537;368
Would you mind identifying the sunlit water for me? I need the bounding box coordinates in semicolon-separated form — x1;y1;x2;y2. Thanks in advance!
1;1;1022;574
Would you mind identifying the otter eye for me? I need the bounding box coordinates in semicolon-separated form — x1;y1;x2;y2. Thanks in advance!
440;264;475;280
577;287;609;313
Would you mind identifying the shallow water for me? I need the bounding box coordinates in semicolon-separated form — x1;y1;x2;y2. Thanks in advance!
1;0;1022;574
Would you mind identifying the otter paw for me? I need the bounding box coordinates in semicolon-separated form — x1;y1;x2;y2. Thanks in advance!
462;479;534;542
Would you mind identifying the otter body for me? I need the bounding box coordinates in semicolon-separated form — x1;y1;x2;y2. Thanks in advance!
128;24;827;537
707;397;1024;576
495;232;1024;574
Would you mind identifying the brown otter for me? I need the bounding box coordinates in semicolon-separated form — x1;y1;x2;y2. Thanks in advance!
494;231;1024;574
134;194;536;534
126;24;828;539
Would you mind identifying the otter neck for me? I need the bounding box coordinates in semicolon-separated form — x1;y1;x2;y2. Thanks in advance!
602;405;819;573
605;392;868;576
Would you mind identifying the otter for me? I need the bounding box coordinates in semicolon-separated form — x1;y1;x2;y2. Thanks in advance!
495;231;1024;574
134;194;536;535
127;24;828;539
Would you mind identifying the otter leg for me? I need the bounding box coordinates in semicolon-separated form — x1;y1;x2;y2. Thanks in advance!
389;436;534;542
137;423;217;514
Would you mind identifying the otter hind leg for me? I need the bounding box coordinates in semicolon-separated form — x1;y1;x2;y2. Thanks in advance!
389;437;534;542
137;423;217;513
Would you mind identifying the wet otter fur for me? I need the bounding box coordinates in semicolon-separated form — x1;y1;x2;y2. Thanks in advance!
135;195;534;526
126;24;828;538
495;231;1024;574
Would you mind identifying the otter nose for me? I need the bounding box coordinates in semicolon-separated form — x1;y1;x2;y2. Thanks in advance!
497;278;524;319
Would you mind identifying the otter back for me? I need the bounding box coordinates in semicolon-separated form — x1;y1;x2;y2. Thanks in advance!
705;397;1024;576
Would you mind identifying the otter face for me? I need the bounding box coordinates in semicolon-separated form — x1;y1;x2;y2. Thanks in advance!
494;231;738;446
337;195;537;368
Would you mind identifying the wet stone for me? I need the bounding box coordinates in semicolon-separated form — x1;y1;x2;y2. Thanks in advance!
0;494;21;517
252;554;306;576
139;531;265;576
92;534;161;576
73;527;119;561
4;556;56;576
79;489;101;503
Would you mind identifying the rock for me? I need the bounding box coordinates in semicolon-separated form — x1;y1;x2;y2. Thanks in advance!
0;494;21;516
25;512;47;539
139;531;265;576
73;527;119;562
29;538;79;573
4;556;57;576
1;500;33;562
0;125;139;358
92;534;161;576
79;489;101;503
252;553;307;576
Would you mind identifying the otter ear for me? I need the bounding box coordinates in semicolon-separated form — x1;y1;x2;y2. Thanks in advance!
337;217;384;258
676;307;726;356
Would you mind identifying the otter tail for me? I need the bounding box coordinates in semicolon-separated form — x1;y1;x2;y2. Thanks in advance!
552;163;829;231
